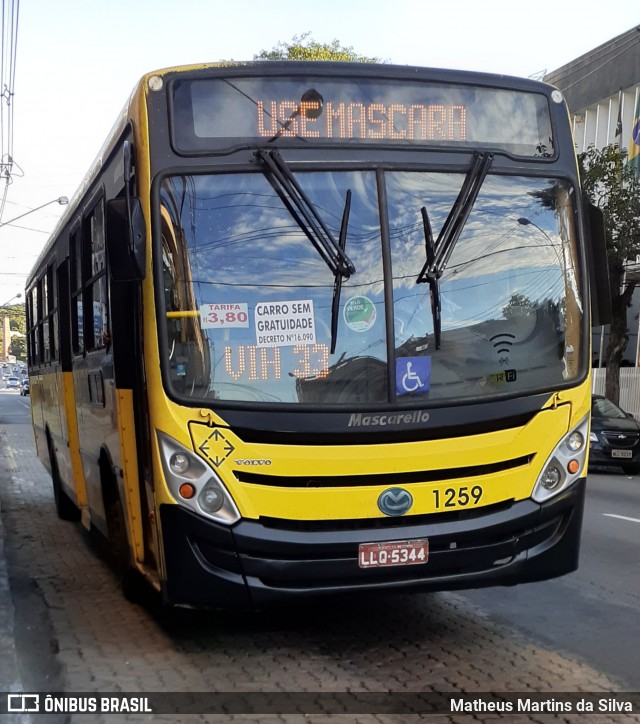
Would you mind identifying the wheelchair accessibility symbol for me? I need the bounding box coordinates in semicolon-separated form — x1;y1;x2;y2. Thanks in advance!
396;357;431;396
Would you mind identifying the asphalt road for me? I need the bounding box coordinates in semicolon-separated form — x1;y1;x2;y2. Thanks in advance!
459;466;640;690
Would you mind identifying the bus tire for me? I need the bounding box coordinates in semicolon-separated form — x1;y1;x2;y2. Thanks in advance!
48;438;80;522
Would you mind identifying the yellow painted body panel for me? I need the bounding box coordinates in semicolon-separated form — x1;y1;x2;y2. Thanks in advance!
61;370;89;510
115;390;145;563
29;367;89;514
148;381;590;521
192;403;570;521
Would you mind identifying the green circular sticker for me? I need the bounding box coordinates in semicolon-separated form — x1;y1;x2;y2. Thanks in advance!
343;295;377;332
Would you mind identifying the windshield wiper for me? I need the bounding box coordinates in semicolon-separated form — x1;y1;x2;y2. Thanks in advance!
254;149;355;279
416;151;494;349
330;189;352;354
419;205;441;350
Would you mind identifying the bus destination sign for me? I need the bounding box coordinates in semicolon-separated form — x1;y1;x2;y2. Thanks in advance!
172;75;554;156
256;98;467;143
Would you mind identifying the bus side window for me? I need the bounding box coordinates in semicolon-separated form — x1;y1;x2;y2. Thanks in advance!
70;228;84;356
161;215;210;396
87;200;109;350
29;286;39;364
43;265;57;363
42;273;50;362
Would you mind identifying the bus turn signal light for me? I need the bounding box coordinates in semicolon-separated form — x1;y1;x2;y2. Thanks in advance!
179;483;196;499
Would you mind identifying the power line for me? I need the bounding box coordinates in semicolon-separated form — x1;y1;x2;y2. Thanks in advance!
0;0;20;221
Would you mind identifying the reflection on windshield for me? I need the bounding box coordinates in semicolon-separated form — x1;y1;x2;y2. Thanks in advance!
416;151;494;349
160;171;386;403
158;170;583;406
389;173;582;400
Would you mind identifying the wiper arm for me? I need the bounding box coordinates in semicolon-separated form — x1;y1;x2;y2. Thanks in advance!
416;151;493;349
254;149;356;279
419;205;442;350
330;189;352;354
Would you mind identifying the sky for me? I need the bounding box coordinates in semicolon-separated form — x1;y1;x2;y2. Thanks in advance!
0;0;638;304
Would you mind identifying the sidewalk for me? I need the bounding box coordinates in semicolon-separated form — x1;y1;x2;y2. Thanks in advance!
0;421;34;723
0;439;20;684
0;419;70;724
0;497;29;722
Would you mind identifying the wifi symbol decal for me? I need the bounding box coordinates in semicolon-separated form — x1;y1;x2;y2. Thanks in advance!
490;333;516;354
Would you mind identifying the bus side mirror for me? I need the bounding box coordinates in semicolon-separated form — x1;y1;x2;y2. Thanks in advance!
586;203;612;327
106;197;146;282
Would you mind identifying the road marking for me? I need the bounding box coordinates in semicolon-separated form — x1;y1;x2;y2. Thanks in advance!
603;513;640;524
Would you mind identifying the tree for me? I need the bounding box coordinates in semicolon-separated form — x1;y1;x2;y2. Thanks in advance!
0;303;25;332
9;335;26;361
0;303;26;361
254;32;382;63
502;293;537;320
579;144;640;403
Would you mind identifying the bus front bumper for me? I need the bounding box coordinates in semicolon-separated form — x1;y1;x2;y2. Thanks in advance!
159;479;585;609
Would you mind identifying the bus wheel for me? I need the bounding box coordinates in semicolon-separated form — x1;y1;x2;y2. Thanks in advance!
48;439;80;521
105;491;146;602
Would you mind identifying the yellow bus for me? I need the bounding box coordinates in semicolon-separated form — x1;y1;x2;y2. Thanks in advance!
26;62;609;607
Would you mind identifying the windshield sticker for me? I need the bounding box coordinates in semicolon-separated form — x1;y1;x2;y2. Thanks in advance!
201;303;249;329
489;369;517;385
197;428;235;468
343;295;377;332
255;300;316;347
396;357;431;396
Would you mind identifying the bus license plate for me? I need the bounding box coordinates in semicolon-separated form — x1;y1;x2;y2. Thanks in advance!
612;449;633;459
358;539;428;568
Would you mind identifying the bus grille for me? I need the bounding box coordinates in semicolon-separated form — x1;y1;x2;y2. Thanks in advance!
258;499;515;532
233;454;534;488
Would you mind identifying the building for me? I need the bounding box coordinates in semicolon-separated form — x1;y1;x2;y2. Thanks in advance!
545;26;640;367
545;26;640;155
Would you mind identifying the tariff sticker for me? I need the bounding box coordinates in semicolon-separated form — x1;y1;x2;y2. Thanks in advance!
200;303;249;329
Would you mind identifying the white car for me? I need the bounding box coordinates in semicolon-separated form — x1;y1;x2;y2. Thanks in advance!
6;376;20;389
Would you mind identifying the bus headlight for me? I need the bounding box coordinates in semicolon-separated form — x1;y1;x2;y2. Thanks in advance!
566;431;584;452
532;415;589;503
199;484;225;513
539;465;563;490
157;431;240;525
170;452;191;475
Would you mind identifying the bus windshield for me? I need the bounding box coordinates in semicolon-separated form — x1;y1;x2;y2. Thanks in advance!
159;168;583;405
